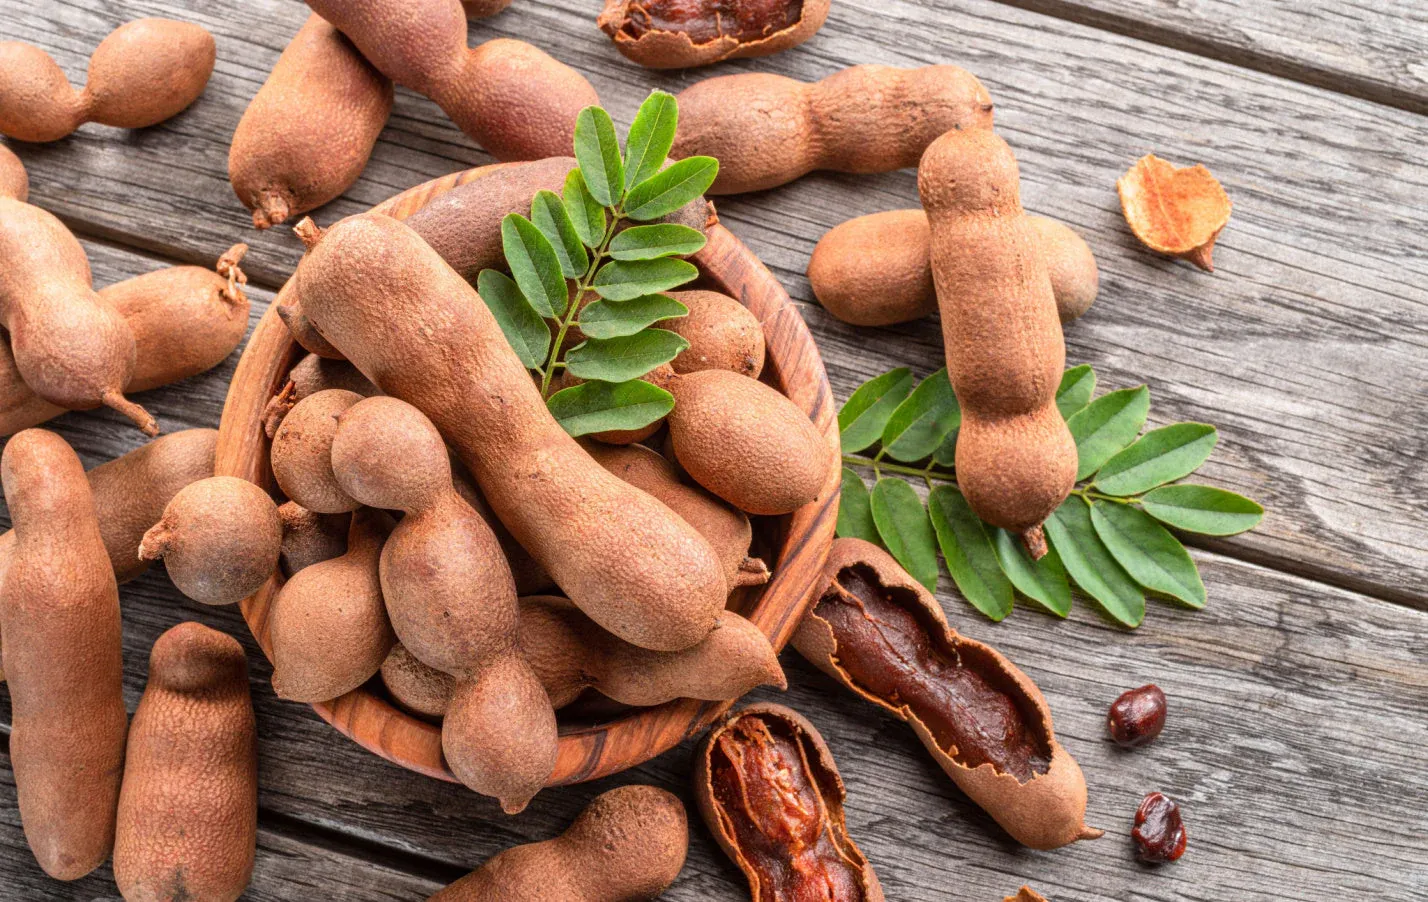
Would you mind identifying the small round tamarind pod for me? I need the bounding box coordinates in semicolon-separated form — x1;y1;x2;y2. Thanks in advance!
139;476;283;606
330;395;556;812
598;0;829;70
664;290;765;378
0;197;154;433
263;353;379;439
808;210;1099;328
277;500;350;576
271;388;364;513
0;429;126;881
666;369;833;516
113;622;257;902
268;508;396;704
429;784;689;901
520;595;785;709
303;0;597;162
673;64;994;195
230;15;394;230
0;142;29;201
919;129;1077;555
381;642;455;719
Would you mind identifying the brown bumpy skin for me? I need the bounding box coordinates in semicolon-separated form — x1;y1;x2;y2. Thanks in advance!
598;0;829;69
381;643;456;719
268;508;395;702
263;354;379;439
667;369;831;516
330;395;555;812
0;142;28;200
0;429;126;881
304;0;597;161
919;129;1076;556
139;476;282;606
694;703;884;902
520;595;785;708
292;212;726;652
808;211;1098;327
230;15;394;230
674;65;994;194
277;501;350;575
794;538;1101;849
665;290;765;378
1006;888;1050;902
429;784;688;902
0;197;153;432
271;388;364;513
113;622;257;902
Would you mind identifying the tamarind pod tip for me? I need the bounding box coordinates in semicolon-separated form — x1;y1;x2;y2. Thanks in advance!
252;191;290;230
293;217;324;249
1079;825;1106;840
734;557;771;587
137;522;171;561
1022;525;1048;560
262;381;298;439
1184;244;1215;272
105;390;158;436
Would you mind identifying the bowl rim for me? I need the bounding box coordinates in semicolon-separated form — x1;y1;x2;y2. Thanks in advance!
215;161;840;787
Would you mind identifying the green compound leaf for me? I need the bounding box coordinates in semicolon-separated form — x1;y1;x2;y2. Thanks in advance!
501;213;568;319
1056;364;1097;420
870;478;939;592
1045;499;1145;627
624;156;718;221
547;379;674;438
932;429;958;468
592;258;699;301
476;270;551;369
837;467;879;544
1139;485;1265;535
623;91;678;192
881;369;962;463
992;528;1072;617
928;486;1013;621
839;369;914;454
578;294;687;340
1090;501;1206;608
564;329;689;383
573;106;623;207
530;190;589;279
608;224;707;261
563;169;606;249
1094;423;1218;496
1067;385;1150;480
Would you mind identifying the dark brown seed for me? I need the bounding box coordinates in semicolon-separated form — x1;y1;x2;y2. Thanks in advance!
1133;792;1187;863
1108;684;1167;748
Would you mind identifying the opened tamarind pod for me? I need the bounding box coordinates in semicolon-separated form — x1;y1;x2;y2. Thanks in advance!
598;0;829;69
793;538;1101;850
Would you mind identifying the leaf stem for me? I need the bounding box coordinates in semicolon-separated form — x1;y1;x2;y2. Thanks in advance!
541;205;624;398
842;454;957;484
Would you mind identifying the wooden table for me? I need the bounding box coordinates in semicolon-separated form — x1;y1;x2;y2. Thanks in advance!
2;1;1425;899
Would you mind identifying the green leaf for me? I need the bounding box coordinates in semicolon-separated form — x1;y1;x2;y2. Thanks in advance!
869;479;940;591
1139;485;1264;535
881;369;961;463
992;529;1072;617
563;169;606;249
623;156;719;221
1045;500;1145;627
578;294;687;339
573;107;623;207
1056;365;1096;420
608;224;707;261
1067;385;1150;480
623;91;678;192
1094;423;1218;496
591;258;699;301
837;467;879;543
1090;502;1206;608
839;369;914;454
564;329;689;383
530;190;589;279
547;380;675;438
932;429;958;467
928;487;1013;621
501;214;568;319
476;270;551;369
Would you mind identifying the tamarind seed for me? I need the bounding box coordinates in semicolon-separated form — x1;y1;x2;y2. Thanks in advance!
1133;792;1187;863
1107;684;1167;748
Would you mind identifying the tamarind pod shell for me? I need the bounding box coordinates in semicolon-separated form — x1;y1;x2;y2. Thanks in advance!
598;0;829;70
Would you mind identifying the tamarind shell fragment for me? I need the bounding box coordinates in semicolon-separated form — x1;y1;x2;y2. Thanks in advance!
793;538;1101;850
598;0;830;69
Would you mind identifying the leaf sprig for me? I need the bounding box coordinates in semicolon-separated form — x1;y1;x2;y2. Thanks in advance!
479;91;719;438
838;364;1265;628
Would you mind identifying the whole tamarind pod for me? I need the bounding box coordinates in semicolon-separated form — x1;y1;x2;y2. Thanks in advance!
0;197;154;433
429;784;688;902
292;212;726;652
271;388;365;513
381;642;455;719
794;538;1102;850
673;65;994;195
694;703;884;902
113;622;257;902
331;395;555;812
0;142;28;200
664;290;765;378
919;129;1076;556
139;476;283;606
0;429;126;881
304;0;597;161
268;508;396;703
230;15;394;230
263;353;379;439
809;211;1098;327
598;0;829;70
277;501;350;576
520;595;785;708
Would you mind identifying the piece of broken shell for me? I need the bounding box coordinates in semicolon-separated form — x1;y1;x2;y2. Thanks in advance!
1117;153;1232;272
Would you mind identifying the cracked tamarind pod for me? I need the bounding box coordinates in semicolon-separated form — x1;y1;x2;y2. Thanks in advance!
598;0;829;69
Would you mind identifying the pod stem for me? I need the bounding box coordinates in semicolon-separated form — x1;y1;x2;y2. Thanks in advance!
104;390;158;436
1021;525;1048;561
734;556;771;587
1078;824;1106;840
217;243;250;304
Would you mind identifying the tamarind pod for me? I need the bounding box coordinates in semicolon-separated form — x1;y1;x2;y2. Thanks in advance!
277;501;350;576
598;0;829;70
0;142;28;201
381;643;455;719
263;354;380;439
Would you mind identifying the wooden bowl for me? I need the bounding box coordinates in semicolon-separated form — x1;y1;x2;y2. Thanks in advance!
216;163;839;787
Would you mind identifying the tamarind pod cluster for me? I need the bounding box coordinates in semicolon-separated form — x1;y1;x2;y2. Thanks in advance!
230;15;394;230
809;211;1099;328
918;129;1077;555
114;622;258;902
795;538;1102;850
673;65;994;195
0;429;126;881
0;142;27;201
0;19;214;143
428;785;688;902
304;0;597;161
290;212;726;653
277;501;350;576
598;0;829;69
